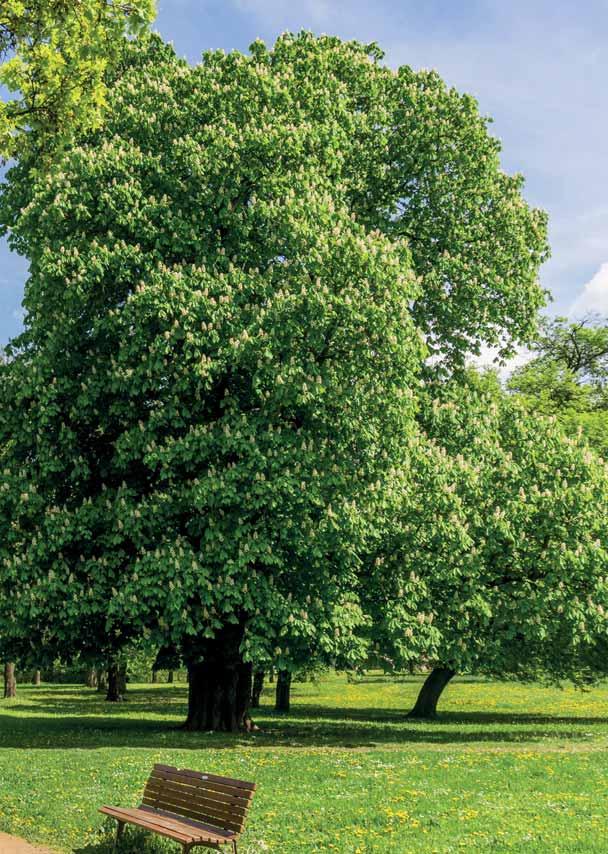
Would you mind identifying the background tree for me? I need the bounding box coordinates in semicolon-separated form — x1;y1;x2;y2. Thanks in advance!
367;373;608;717
250;669;265;708
271;593;369;713
0;0;155;159
152;644;181;684
275;670;292;713
509;316;608;456
85;666;98;689
3;662;16;698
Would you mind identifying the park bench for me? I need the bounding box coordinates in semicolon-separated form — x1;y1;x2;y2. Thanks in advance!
100;763;256;853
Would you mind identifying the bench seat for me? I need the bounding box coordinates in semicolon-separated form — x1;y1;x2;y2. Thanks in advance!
100;805;237;847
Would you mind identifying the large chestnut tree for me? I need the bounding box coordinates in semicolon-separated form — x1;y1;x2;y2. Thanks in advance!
0;33;547;730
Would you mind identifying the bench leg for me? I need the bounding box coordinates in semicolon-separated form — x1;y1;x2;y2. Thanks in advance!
112;820;125;852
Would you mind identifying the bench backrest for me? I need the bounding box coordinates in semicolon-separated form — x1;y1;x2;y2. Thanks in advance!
142;764;256;836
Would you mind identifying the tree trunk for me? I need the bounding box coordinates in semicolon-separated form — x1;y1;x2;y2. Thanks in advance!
32;669;41;686
106;661;124;702
117;663;127;696
151;669;158;684
275;669;292;713
183;622;252;732
408;667;456;719
85;667;98;688
251;670;265;708
268;668;274;684
97;670;108;692
167;670;174;684
3;662;16;699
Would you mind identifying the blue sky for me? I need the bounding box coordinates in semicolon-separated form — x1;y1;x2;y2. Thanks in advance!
1;0;607;346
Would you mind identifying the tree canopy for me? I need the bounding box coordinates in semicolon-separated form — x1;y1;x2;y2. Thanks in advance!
0;34;424;729
0;32;550;728
2;31;549;366
0;0;155;159
367;373;608;715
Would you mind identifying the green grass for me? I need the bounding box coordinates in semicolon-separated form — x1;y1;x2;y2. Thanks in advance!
1;673;608;853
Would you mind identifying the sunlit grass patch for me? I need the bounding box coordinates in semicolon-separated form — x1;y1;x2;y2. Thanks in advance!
0;673;607;852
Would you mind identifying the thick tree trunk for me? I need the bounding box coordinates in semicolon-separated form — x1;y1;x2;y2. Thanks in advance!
275;669;292;713
3;662;16;699
85;667;98;689
183;622;252;732
167;670;174;684
106;661;124;702
408;667;456;719
251;670;265;709
32;669;41;686
97;670;108;692
151;669;158;684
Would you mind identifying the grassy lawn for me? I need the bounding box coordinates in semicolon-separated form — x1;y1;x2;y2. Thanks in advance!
0;673;607;853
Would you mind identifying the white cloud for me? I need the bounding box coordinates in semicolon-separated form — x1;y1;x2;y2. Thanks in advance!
569;262;608;318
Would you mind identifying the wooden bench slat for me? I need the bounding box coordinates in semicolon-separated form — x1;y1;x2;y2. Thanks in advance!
101;806;195;842
146;776;252;809
116;809;198;841
100;805;235;844
140;799;243;835
150;768;254;803
154;764;256;792
141;792;246;832
139;806;236;840
141;796;244;834
99;806;195;844
144;779;250;816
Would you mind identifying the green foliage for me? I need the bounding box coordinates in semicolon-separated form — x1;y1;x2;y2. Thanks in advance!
509;315;608;456
0;32;549;676
2;31;548;365
0;34;424;669
1;675;608;852
0;0;155;159
368;373;608;684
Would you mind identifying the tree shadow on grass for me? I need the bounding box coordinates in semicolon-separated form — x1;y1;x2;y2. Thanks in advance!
1;701;607;751
285;702;608;727
351;675;491;685
5;686;186;717
14;685;608;727
74;842;179;854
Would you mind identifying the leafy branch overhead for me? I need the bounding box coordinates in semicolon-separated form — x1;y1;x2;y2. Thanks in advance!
0;0;155;158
